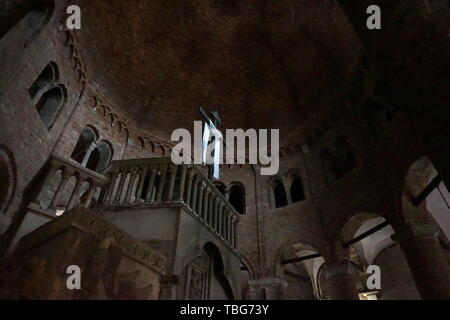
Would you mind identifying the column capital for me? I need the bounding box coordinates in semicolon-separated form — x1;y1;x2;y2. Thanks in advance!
392;223;440;242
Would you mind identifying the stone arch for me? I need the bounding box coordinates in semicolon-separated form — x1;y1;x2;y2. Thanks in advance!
0;146;17;216
213;181;226;196
179;239;235;300
286;170;305;203
228;182;245;214
275;239;323;300
71;126;99;164
35;84;67;130
86;140;113;174
401;155;450;239
269;177;287;208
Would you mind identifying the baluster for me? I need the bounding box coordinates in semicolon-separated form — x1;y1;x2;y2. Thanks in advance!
190;175;199;213
104;167;119;203
197;182;204;219
178;165;188;202
84;181;98;208
218;204;223;238
203;188;210;223
67;174;87;211
211;197;218;228
167;164;177;202
135;165;148;202
125;166;138;204
50;167;74;210
156;164;168;203
232;216;238;248
226;214;231;244
115;167;129;204
145;165;158;202
185;170;195;208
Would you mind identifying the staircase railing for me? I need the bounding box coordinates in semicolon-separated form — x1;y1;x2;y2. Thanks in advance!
29;155;110;216
102;157;240;250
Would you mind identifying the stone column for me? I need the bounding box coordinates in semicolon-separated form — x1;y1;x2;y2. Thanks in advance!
145;165;157;202
392;223;450;300
135;165;148;202
167;165;177;201
104;167;119;204
321;260;359;300
114;167;129;204
197;182;204;218
124;166;138;204
203;188;210;222
67;174;87;211
156;164;168;203
50;168;74;209
178;165;188;202
217;204;223;237
190;176;199;212
185;169;194;206
83;181;98;208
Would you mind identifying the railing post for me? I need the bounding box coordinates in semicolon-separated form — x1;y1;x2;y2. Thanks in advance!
115;166;129;204
104;166;119;204
184;169;194;207
67;173;87;211
178;165;188;202
232;215;237;248
135;165;148;202
84;181;98;208
218;205;224;238
145;165;158;203
197;182;204;220
50;167;74;209
203;188;210;223
167;164;177;202
125;166;139;204
156;164;168;203
190;175;199;213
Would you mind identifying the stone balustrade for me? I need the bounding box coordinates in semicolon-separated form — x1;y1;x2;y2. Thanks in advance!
29;155;110;215
102;157;240;250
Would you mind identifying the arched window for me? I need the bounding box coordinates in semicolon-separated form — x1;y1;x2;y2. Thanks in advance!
228;184;245;214
85;142;113;173
35;85;66;129
273;180;287;208
0;0;54;44
29;63;66;130
71;127;98;164
290;177;305;203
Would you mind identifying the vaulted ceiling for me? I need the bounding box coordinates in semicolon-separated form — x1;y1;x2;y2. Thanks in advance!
80;0;363;146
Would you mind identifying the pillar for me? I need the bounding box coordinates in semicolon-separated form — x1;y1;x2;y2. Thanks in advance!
321;260;359;300
392;223;450;300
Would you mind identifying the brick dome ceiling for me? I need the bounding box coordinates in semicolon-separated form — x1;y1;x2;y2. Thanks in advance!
80;0;363;145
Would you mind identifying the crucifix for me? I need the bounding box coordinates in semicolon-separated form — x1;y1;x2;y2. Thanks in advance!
199;107;223;180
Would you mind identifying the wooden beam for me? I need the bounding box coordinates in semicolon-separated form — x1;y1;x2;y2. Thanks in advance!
281;253;322;265
343;220;390;248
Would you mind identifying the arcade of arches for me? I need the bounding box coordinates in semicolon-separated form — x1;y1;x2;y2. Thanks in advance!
0;0;450;300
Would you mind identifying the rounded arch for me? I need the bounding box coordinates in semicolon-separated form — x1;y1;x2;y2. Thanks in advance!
179;239;235;300
0;146;17;216
401;155;450;239
35;84;67;129
269;177;287;208
71;126;99;163
86;140;113;173
286;170;305;203
228;182;245;214
275;238;323;300
28;61;59;99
